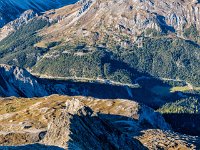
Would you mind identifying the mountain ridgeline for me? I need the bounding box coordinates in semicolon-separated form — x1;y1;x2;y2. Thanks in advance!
0;0;199;86
0;0;78;27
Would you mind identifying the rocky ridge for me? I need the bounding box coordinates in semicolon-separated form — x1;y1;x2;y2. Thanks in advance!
0;0;199;149
1;0;199;43
0;95;199;149
42;99;146;149
136;129;200;149
0;64;47;97
0;10;38;41
39;0;200;45
0;0;78;27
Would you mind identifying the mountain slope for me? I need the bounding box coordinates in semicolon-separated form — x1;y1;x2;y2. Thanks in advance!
42;99;146;150
0;0;199;86
2;0;200;84
0;95;199;149
33;0;200;85
0;64;47;97
158;97;200;136
0;64;163;109
40;0;200;42
0;10;38;41
0;0;78;27
0;1;199;149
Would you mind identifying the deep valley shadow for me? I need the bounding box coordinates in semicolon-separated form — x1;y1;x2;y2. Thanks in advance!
38;75;200;109
163;113;200;136
0;144;64;150
39;77;164;108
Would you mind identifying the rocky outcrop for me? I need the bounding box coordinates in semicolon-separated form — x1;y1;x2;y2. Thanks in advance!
39;0;200;46
136;129;200;150
0;10;37;41
42;99;146;149
0;64;47;97
0;0;78;27
0;95;199;149
78;0;96;16
0;130;46;146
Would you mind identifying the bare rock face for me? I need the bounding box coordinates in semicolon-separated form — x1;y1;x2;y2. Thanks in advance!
0;64;48;97
42;99;147;150
39;0;200;45
0;10;37;41
0;95;199;149
136;129;200;150
78;0;96;16
0;0;79;27
0;130;46;146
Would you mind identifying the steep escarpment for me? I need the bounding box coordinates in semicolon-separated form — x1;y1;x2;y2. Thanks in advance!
0;64;47;97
